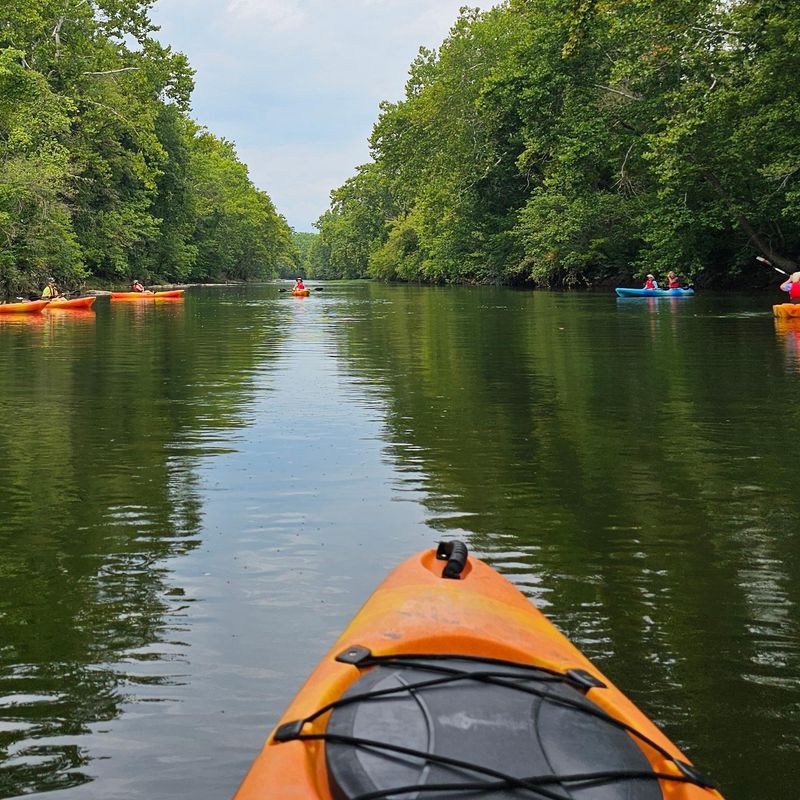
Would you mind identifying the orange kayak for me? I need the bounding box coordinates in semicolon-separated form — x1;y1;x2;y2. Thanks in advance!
45;296;96;310
234;543;723;800
110;289;185;299
0;300;49;314
773;303;800;318
292;289;311;297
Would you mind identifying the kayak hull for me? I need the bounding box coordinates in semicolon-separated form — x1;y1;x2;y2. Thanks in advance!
0;300;49;314
773;302;800;318
292;289;311;297
615;287;694;297
110;289;185;299
234;545;722;800
45;296;96;310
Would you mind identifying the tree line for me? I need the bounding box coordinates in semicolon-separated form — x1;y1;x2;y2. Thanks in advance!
0;0;296;299
309;1;800;287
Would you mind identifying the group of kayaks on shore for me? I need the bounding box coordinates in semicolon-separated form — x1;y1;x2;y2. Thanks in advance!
0;278;184;314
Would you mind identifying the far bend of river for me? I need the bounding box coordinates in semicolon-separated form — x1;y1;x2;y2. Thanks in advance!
0;284;798;799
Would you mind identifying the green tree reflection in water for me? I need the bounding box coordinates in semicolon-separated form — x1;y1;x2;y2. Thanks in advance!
0;291;285;795
333;284;800;798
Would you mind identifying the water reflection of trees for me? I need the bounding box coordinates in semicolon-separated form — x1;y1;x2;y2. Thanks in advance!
335;284;800;795
0;292;284;794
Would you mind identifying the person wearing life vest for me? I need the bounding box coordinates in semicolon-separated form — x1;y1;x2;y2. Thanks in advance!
780;271;800;304
666;271;681;289
131;280;145;293
294;277;305;291
41;277;62;300
643;273;658;290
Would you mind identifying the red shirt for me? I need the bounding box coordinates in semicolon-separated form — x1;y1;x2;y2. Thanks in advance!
790;282;800;300
668;278;681;288
644;279;656;289
295;281;305;290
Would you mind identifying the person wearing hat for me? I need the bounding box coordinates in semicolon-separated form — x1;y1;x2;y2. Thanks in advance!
643;273;659;290
779;271;800;304
294;276;306;291
131;279;146;293
41;277;62;300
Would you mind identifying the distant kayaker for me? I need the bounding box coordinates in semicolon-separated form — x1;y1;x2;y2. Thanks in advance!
644;274;658;290
666;271;681;289
41;277;62;300
131;279;145;293
294;277;306;291
780;271;800;304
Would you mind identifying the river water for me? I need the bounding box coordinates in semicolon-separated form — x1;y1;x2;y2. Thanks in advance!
0;284;798;799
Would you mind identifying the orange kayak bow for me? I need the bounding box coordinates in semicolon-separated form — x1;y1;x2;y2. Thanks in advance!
234;542;723;800
0;300;49;314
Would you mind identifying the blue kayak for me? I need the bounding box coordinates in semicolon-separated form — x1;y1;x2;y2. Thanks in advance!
615;287;694;297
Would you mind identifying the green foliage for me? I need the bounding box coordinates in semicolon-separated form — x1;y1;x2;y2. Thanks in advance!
189;133;290;282
0;48;83;297
0;0;292;298
285;231;316;278
368;208;427;281
314;0;800;286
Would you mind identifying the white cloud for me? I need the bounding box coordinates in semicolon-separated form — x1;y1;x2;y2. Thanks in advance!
151;0;491;229
226;0;306;30
239;139;372;230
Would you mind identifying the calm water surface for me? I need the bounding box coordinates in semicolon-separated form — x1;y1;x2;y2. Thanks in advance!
0;284;798;799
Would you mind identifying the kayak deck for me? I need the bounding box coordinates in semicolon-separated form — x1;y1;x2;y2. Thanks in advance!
110;289;185;299
292;289;311;296
615;287;694;297
773;302;800;318
234;543;722;800
45;296;96;310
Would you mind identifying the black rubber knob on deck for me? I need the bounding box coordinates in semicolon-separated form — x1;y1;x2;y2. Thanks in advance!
435;540;468;579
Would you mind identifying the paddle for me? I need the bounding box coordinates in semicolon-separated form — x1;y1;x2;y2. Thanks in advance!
279;286;324;292
756;255;789;276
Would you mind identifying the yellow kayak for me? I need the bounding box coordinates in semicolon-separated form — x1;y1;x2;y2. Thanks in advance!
773;303;800;318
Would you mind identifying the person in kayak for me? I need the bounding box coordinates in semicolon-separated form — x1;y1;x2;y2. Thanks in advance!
643;273;658;289
666;271;681;289
41;277;63;299
294;277;306;291
779;271;800;303
131;279;146;293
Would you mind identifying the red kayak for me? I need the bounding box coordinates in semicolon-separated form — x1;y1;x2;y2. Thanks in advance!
110;289;185;300
0;300;49;314
45;296;96;310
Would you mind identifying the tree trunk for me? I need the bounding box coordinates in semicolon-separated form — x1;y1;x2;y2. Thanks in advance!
701;170;798;270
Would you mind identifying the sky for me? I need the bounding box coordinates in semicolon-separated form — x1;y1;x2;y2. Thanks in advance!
149;0;489;231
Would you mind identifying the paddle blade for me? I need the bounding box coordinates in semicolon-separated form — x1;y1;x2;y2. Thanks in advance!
757;255;788;275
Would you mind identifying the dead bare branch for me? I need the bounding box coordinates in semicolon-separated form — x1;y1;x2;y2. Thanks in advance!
594;84;643;101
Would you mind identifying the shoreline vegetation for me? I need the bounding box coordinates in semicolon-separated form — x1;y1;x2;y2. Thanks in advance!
5;3;799;297
0;1;298;301
305;2;800;290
